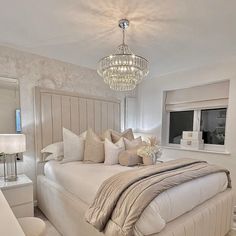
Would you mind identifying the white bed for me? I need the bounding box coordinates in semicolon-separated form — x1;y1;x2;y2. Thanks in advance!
37;160;234;236
35;87;235;236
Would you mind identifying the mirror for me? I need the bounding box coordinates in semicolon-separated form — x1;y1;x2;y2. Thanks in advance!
0;76;23;161
0;76;21;134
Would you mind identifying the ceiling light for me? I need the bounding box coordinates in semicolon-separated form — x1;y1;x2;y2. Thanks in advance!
97;19;149;91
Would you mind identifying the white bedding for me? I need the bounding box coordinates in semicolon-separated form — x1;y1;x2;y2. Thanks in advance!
44;160;228;235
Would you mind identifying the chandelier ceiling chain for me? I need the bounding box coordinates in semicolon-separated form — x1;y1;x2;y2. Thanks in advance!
97;19;149;91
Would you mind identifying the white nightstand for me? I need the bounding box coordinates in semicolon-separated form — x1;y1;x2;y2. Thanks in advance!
0;174;34;218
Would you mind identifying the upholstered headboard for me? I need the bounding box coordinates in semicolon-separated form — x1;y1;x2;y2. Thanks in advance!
34;87;121;162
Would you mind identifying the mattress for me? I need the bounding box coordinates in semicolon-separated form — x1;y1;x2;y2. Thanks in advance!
44;160;228;235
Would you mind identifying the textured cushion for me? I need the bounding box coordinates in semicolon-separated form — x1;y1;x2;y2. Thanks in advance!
104;138;125;165
111;128;134;143
124;136;142;150
18;217;46;236
41;142;63;161
84;129;105;163
119;149;142;166
62;128;86;163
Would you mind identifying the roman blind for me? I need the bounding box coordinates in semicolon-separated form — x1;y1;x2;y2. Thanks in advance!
165;80;229;111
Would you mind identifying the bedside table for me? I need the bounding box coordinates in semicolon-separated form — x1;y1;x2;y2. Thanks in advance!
0;174;34;218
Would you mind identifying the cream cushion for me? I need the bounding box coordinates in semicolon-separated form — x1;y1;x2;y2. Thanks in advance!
84;129;105;163
18;217;46;236
62;128;86;163
102;129;112;141
119;149;142;166
110;128;134;143
104;138;125;165
41;142;63;161
124;136;142;150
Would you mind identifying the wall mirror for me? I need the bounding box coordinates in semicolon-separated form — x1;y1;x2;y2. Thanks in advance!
0;76;23;160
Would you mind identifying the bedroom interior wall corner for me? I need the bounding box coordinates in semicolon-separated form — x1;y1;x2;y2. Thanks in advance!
0;45;135;200
136;58;236;189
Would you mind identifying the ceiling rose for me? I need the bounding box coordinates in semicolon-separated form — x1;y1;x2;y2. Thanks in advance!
97;19;149;91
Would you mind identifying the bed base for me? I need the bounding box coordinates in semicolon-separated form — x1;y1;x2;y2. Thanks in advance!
37;175;235;236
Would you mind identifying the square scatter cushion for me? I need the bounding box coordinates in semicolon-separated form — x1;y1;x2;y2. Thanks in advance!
104;138;125;165
41;142;63;161
124;136;143;150
84;129;105;163
111;128;134;143
62;128;86;163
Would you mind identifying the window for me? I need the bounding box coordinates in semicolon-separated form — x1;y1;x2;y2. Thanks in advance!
164;81;229;151
168;108;227;146
169;111;194;144
200;108;226;145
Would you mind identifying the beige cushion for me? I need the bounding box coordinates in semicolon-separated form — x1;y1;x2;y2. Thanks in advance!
102;129;112;141
124;137;142;150
111;128;134;143
62;128;86;163
18;217;46;236
84;129;105;163
104;138;125;165
119;149;142;166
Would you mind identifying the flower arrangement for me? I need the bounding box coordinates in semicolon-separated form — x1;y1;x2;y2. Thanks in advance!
137;136;162;165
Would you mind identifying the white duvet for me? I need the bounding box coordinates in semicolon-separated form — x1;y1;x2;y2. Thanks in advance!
44;160;228;235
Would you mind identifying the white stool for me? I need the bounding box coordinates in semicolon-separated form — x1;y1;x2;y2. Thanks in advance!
18;217;46;236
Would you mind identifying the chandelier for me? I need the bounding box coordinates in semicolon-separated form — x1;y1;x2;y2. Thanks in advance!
97;19;149;91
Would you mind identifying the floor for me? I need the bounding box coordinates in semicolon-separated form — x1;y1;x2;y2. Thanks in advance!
34;207;61;236
35;207;236;236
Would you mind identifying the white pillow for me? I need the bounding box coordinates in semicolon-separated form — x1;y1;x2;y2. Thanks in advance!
41;142;63;161
104;138;125;165
44;153;57;161
124;136;142;150
62;128;86;163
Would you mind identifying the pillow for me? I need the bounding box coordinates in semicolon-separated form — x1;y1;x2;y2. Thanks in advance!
124;136;142;150
111;128;134;143
102;129;112;141
84;129;105;163
104;138;125;165
119;149;142;166
43;153;59;161
62;128;85;163
41;142;63;161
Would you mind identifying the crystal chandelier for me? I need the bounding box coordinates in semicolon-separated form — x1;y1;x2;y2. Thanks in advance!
97;19;149;91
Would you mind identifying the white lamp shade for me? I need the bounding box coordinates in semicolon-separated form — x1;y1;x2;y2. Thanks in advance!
0;134;26;154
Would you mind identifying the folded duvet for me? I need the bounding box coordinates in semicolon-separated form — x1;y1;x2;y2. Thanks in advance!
85;158;231;236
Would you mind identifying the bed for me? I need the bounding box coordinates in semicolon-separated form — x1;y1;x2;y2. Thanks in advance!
35;87;235;236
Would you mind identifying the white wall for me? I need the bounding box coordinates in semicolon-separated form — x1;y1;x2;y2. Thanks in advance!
137;57;236;189
0;46;135;199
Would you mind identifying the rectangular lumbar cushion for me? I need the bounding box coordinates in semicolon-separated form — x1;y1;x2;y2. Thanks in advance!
119;149;142;166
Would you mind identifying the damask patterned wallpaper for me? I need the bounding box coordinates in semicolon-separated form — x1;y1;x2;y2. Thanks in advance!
0;45;135;199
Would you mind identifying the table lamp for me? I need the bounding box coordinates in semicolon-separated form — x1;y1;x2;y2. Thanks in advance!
0;134;26;181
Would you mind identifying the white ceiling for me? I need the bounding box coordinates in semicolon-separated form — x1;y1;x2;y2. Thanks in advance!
0;0;236;78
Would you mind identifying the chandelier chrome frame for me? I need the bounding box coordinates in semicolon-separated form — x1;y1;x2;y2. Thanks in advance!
97;19;149;91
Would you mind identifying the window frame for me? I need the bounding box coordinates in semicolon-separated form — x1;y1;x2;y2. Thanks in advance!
166;107;227;152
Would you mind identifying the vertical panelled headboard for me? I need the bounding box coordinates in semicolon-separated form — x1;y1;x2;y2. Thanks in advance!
34;87;121;162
